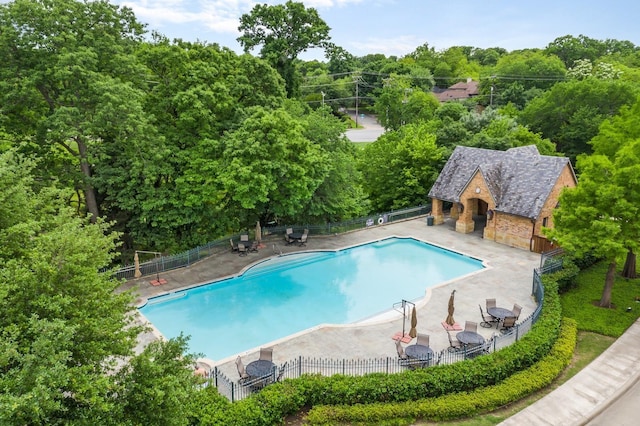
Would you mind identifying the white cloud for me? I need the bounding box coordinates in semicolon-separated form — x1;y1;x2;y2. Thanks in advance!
349;35;420;57
117;0;366;36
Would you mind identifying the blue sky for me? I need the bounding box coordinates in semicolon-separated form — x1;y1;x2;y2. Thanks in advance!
6;0;640;60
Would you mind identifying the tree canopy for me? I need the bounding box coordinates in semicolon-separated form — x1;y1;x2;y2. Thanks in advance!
238;0;331;97
546;97;640;306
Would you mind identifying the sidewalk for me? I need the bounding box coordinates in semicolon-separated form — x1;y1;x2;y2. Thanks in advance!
499;318;640;425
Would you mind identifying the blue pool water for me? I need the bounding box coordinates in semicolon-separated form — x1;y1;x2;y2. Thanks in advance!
139;237;484;361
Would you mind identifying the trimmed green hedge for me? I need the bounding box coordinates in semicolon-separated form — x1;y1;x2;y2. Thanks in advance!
191;276;564;425
305;318;577;424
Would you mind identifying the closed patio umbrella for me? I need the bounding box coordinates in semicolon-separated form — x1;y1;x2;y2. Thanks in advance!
134;251;142;279
255;221;262;244
409;306;418;338
445;290;456;326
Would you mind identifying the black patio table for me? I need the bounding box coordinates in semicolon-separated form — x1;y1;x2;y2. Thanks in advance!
246;360;276;378
456;331;485;346
404;344;434;367
488;307;514;321
288;232;303;242
405;344;433;359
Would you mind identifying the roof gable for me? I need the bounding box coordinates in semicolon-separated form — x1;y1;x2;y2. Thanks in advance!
428;145;575;219
434;80;479;102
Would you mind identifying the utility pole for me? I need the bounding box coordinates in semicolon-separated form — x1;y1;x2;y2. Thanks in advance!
490;85;494;107
354;78;359;127
321;91;325;107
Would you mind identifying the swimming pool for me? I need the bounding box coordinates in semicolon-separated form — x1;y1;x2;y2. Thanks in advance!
139;237;484;361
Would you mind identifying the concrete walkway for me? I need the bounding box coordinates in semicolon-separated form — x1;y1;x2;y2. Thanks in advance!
499;318;640;426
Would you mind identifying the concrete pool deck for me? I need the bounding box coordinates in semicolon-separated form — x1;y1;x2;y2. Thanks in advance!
122;216;541;380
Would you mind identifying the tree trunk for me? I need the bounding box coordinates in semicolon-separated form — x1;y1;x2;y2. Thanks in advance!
77;138;100;223
622;249;637;279
598;260;617;308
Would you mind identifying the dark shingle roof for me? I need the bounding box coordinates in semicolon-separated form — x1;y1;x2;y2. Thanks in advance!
434;80;479;102
428;145;574;219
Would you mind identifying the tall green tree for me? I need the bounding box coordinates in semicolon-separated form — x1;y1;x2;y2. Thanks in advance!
216;105;329;226
238;0;331;97
0;0;155;223
519;78;639;162
546;98;640;306
0;150;202;424
358;122;446;212
483;50;566;108
126;39;286;251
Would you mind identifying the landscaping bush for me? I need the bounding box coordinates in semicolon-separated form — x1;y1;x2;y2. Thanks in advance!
305;318;577;425
544;257;579;293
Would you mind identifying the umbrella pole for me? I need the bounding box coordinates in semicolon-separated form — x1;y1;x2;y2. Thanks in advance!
402;301;407;337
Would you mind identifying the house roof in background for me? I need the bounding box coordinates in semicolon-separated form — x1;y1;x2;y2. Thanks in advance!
433;80;479;102
428;145;576;219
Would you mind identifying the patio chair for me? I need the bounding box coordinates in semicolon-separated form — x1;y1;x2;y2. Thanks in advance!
229;239;238;252
486;298;496;309
259;347;273;362
276;362;288;382
395;338;408;360
298;232;308;247
447;330;462;352
235;356;250;384
416;333;430;347
500;316;517;331
512;304;522;320
284;228;294;244
479;305;496;328
486;298;499;322
240;234;249;243
464;321;478;333
238;243;247;256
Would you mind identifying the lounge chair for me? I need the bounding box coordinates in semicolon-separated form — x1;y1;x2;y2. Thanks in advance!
259;347;273;362
447;330;462;352
238;243;247;256
416;333;430;347
235;356;250;383
479;305;496;328
464;321;478;333
230;239;238;252
512;304;522;320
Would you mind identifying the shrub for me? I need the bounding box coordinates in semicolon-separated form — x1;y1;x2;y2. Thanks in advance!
305;318;577;424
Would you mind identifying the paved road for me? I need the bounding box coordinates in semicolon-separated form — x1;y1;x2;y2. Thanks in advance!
344;110;385;142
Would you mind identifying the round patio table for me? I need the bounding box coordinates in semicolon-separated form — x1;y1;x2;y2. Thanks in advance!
456;331;485;345
488;307;514;320
405;344;433;359
246;360;275;378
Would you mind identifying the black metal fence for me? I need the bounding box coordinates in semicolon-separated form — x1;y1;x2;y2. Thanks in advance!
209;269;546;402
112;205;431;281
